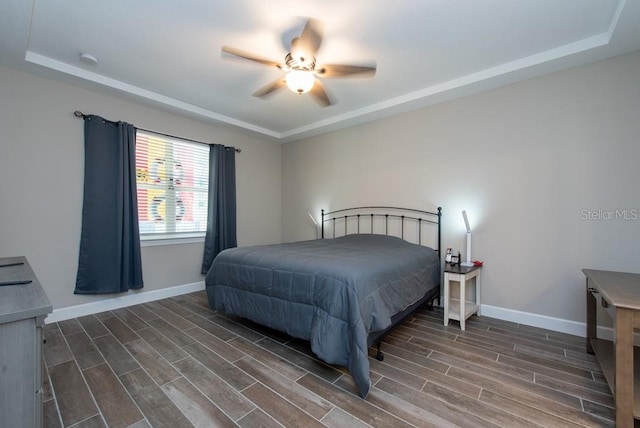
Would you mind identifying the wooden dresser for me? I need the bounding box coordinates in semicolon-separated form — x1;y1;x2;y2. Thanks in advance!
0;256;52;428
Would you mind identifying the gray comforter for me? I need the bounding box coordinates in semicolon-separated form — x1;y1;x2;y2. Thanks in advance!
205;234;440;397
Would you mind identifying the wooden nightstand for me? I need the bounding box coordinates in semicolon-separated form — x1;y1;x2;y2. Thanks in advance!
443;263;482;330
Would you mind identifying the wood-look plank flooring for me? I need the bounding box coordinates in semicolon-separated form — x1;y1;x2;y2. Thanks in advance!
42;292;614;427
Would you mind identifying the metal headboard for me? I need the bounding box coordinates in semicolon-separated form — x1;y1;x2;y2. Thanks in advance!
321;206;442;256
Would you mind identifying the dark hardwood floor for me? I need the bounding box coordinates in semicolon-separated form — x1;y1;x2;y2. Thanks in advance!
42;291;614;427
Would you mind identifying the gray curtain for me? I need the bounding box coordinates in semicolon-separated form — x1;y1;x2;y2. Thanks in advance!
201;145;237;274
75;115;143;294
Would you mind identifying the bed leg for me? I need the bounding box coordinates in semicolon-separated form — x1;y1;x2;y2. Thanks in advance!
375;342;384;361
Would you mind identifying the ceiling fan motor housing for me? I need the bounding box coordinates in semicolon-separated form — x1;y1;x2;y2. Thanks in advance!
285;52;316;71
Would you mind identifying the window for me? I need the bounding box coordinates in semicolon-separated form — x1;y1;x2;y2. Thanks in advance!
135;130;209;240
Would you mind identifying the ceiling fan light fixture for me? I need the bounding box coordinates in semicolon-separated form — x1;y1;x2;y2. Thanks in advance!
285;70;315;94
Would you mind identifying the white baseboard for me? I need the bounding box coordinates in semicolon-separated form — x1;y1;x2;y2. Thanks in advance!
46;286;626;344
45;281;205;324
480;303;629;343
480;304;586;336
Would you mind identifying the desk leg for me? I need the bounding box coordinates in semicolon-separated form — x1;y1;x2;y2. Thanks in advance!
460;275;466;331
615;307;634;427
586;278;596;354
443;273;450;327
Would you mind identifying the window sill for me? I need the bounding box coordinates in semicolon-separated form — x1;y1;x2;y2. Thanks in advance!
141;237;205;247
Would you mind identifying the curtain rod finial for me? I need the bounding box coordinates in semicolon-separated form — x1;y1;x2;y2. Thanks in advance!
74;111;85;118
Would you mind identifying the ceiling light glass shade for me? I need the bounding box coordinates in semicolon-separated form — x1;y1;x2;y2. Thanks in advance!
285;70;315;94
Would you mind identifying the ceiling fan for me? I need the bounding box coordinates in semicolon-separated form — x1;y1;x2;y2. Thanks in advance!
221;18;376;107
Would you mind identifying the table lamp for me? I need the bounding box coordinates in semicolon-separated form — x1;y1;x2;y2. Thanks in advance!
308;213;320;239
461;210;474;266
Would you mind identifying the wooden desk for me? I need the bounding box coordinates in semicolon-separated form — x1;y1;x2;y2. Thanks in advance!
583;268;640;428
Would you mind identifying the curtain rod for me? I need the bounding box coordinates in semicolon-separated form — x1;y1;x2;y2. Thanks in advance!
73;111;241;153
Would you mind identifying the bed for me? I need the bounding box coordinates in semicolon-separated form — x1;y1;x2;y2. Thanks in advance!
205;206;442;398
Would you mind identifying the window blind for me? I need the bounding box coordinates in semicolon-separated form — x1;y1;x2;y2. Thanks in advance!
135;130;209;240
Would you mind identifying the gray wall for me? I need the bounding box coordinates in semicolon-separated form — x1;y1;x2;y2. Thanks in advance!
282;51;640;324
0;65;282;309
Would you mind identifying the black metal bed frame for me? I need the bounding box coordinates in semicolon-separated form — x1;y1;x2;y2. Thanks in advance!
321;206;441;255
320;206;442;361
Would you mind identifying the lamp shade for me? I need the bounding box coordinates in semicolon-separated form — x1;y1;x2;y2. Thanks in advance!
462;210;471;232
285;70;315;94
461;210;473;266
307;212;319;227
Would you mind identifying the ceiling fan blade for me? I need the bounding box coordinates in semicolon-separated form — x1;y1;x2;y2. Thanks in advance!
309;80;331;107
296;18;324;56
317;64;376;78
221;46;282;69
252;78;286;98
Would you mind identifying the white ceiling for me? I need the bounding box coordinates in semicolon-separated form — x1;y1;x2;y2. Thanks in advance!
2;0;639;142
